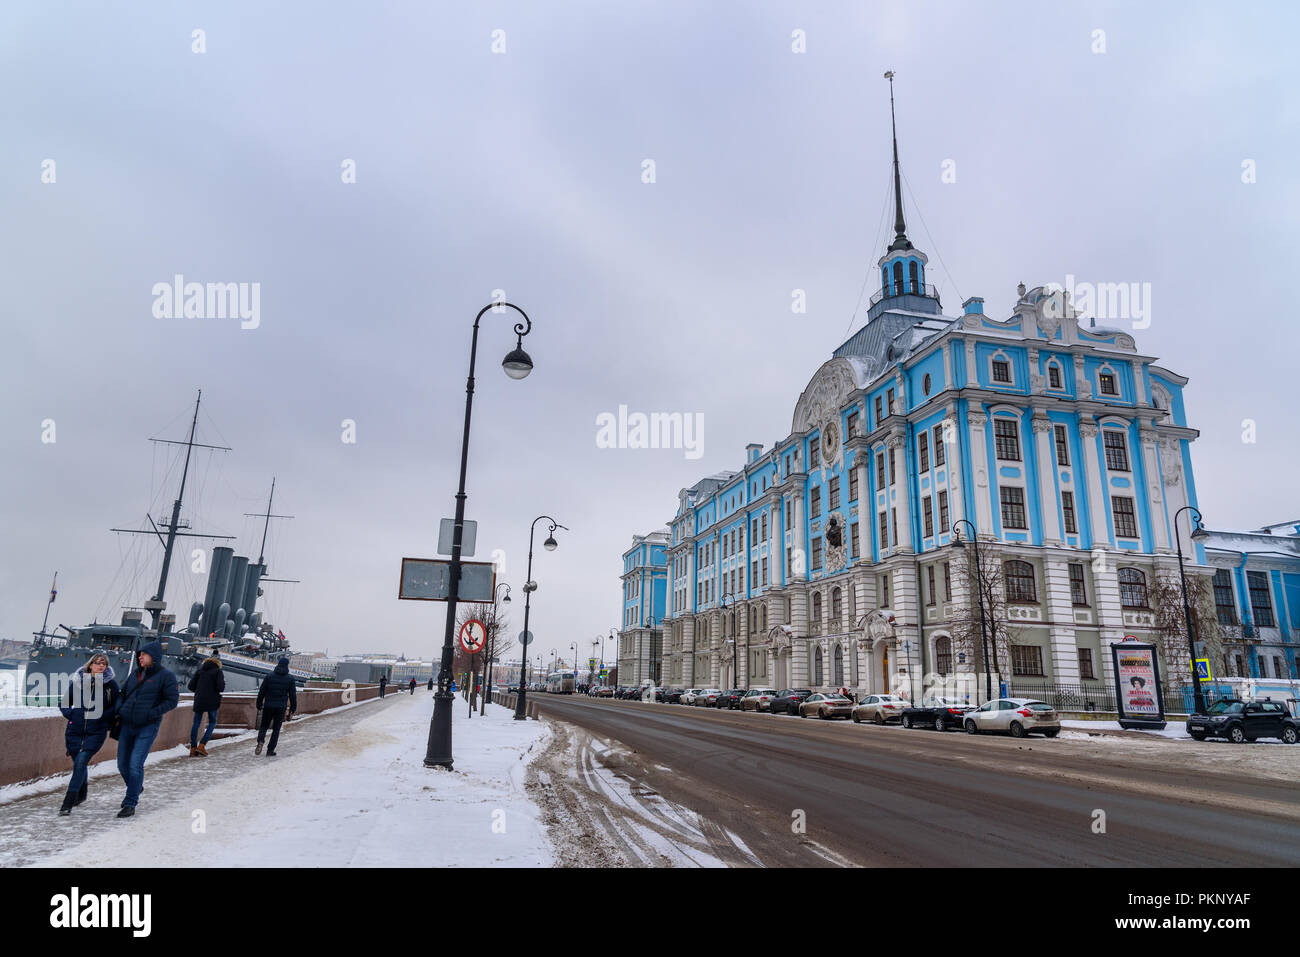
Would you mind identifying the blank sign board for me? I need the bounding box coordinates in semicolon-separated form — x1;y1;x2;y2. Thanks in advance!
399;558;497;603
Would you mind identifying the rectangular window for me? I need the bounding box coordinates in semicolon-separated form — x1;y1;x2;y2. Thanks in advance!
849;466;858;501
918;432;930;472
879;511;889;550
753;518;759;541
994;419;1021;461
810;436;821;468
927;566;936;606
1068;562;1087;605
876;452;885;488
810;488;822;519
1212;568;1237;625
785;498;792;529
752;560;758;587
938;490;949;533
992;358;1011;383
1248;570;1275;628
1104;431;1129;471
1048;364;1062;389
875;396;883;426
887;389;896;414
1099;371;1117;395
1078;648;1096;680
828;476;840;510
1000;486;1027;529
786;547;792;576
881;573;890;608
1012;645;1044;677
847;410;859;437
848;522;858;556
761;557;768;586
1054;425;1070;466
891;508;899;546
943;561;952;601
889;447;896;485
933;425;946;466
1112;496;1138;538
1062;491;1078;534
923;496;934;538
811;537;823;571
761;513;768;540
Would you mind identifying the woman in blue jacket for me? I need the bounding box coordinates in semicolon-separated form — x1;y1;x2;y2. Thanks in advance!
58;652;120;816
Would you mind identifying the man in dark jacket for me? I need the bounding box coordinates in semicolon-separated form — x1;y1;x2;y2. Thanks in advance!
408;676;417;695
116;640;179;818
58;653;120;815
378;674;387;698
426;676;433;691
255;657;297;756
187;656;225;757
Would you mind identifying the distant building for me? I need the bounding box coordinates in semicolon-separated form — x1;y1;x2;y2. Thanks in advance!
618;530;668;685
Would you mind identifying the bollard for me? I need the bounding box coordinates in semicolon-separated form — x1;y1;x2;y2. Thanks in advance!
528;701;538;720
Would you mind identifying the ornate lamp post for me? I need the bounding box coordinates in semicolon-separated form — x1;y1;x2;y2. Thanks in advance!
514;516;566;719
951;518;993;704
1175;505;1210;714
425;302;534;770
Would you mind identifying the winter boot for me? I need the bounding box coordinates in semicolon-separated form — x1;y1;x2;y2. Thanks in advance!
116;806;135;818
196;742;208;757
255;741;263;755
190;746;199;757
266;750;277;756
58;796;74;816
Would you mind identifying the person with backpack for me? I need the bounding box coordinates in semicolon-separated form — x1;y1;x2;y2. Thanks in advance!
408;676;417;695
187;655;225;757
57;652;120;816
254;657;297;756
115;640;179;818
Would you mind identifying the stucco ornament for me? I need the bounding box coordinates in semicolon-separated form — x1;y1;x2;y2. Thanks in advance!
1159;439;1183;487
792;359;863;449
857;609;896;649
822;419;840;464
768;624;793;651
825;513;847;571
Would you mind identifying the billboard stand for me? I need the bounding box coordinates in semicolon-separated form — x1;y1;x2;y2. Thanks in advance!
1111;637;1168;731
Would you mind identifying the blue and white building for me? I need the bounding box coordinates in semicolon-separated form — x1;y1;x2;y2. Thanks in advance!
659;108;1209;703
618;530;669;685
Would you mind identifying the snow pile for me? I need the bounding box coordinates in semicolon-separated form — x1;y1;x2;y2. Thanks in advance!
36;694;553;867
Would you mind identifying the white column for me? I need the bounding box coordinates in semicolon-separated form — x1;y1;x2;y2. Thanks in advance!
1033;416;1063;544
1079;421;1109;548
855;457;871;562
683;617;696;685
1042;559;1079;682
1140;430;1170;552
967;411;994;533
887;434;913;553
792;491;808;580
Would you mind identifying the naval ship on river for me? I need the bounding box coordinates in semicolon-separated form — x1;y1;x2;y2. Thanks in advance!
23;392;313;704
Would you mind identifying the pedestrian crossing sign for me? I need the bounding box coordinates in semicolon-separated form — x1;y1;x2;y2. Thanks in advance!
1194;658;1212;681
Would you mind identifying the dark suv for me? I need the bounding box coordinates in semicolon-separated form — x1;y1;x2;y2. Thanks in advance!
1187;698;1299;744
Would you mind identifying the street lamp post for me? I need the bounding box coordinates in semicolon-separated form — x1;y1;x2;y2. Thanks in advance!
482;583;510;712
591;638;600;690
1175;505;1210;715
951;519;993;704
514;516;566;720
720;591;736;689
569;641;579;688
425;302;534;770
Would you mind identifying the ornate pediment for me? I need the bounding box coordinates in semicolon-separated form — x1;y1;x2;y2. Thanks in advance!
791;359;872;467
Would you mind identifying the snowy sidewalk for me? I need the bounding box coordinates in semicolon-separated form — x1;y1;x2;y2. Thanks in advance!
2;692;554;867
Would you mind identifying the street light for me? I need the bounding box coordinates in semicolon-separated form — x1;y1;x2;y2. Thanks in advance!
1175;505;1210;715
951;518;993;704
570;641;579;686
515;515;567;720
720;591;737;690
425;301;534;770
483;582;510;706
591;637;601;689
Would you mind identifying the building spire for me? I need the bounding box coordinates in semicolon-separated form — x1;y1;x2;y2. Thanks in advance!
885;70;912;252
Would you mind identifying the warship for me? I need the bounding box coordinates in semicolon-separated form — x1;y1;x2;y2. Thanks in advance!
23;392;313;705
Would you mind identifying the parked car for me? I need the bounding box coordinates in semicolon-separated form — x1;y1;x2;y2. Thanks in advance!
963;698;1060;737
740;688;780;712
662;687;686;704
770;689;814;715
595;686;614;698
798;693;854;719
679;688;704;706
693;688;723;707
900;696;976;732
852;693;911;725
715;689;746;710
1187;698;1299;744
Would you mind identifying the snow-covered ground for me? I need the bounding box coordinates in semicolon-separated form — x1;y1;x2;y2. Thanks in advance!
11;692;553;867
1060;719;1191;740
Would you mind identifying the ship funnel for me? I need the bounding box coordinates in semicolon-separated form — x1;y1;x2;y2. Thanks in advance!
212;601;231;639
232;608;246;638
189;602;204;631
202;547;234;635
243;563;263;620
227;557;249;615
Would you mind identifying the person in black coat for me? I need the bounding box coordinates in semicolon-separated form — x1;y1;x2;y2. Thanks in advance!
426;676;433;691
115;639;180;817
408;676;417;695
255;657;298;756
378;674;387;698
57;653;120;815
187;656;225;757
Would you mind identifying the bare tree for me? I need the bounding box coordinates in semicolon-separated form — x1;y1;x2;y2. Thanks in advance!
946;546;1024;691
1147;569;1223;698
452;601;513;715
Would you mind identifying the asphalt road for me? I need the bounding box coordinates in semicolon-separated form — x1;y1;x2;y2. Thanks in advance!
529;695;1300;867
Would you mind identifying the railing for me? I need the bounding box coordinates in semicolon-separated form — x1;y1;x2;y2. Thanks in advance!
1006;681;1116;713
870;282;941;307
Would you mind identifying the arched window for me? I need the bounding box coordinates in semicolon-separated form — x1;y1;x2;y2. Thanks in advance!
833;644;844;685
814;646;824;685
935;635;953;674
892;261;904;295
1119;568;1149;608
1004;560;1037;603
831;587;843;629
908;260;919;294
749;606;757;633
811;592;823;634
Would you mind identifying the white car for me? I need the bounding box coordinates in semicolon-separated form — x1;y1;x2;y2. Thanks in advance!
964;698;1060;738
679;688;705;706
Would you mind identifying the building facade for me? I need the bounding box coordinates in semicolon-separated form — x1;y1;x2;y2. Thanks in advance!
617;530;668;685
659;125;1209;704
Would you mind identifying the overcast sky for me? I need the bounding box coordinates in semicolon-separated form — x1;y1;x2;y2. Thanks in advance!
2;1;1296;667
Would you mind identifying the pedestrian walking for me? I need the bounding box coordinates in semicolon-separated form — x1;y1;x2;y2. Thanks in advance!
57;653;120;816
426;676;433;691
408;676;416;695
187;655;224;757
255;657;297;756
114;639;179;818
378;675;387;698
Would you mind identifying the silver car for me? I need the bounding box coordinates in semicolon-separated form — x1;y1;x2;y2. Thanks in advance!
740;688;780;712
851;693;911;724
963;698;1060;738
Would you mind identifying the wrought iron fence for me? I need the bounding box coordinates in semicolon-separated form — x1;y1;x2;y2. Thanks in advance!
1007;681;1116;713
